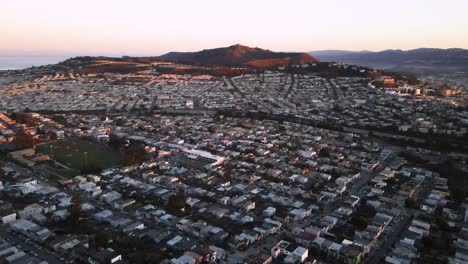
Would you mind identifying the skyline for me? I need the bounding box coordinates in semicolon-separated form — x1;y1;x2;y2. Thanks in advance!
1;0;468;56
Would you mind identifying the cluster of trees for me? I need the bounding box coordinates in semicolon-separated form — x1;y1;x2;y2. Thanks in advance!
319;145;333;157
405;198;418;209
80;164;103;175
372;80;385;88
93;230;165;264
108;134;149;166
350;204;377;230
122;144;148;166
67;196;82;225
168;192;187;214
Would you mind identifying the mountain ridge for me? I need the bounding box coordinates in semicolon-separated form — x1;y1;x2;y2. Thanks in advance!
309;48;468;76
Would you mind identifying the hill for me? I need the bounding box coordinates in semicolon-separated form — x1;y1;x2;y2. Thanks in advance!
159;44;319;67
310;48;468;76
309;50;372;57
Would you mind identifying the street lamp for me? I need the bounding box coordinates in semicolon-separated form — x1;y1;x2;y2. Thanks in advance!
83;152;88;167
50;145;54;159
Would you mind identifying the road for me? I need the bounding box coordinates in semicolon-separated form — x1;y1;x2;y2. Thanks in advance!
0;223;62;263
283;73;296;98
226;77;246;99
328;79;339;100
365;213;412;263
364;162;434;263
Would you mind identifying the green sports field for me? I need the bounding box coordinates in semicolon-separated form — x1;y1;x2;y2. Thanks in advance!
35;139;121;179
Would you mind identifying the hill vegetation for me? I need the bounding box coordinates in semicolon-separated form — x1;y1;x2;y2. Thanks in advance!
159;44;319;67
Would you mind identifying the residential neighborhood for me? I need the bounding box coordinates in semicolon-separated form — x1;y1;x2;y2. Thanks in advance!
0;60;467;264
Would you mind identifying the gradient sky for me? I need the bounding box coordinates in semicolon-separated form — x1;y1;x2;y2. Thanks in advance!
1;0;468;56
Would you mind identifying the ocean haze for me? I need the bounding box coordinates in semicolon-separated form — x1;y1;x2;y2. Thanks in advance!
0;53;162;70
0;55;69;70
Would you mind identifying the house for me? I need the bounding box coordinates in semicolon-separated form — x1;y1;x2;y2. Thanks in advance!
234;232;256;245
122;222;145;233
264;207;276;217
289;208;312;221
9;219;52;241
296;232;317;248
329;242;343;258
114;199;136;210
0;203;17;224
167;235;183;248
75;247;123;264
17;203;43;219
411;219;431;231
101;191;122;204
271;240;308;263
340;244;363;264
142;229;171;244
344;195;360;207
50;235;87;254
320;215;338;231
312;237;326;251
93;210;113;222
246;253;272;264
371;213;393;229
0;212;17;224
171;254;197;264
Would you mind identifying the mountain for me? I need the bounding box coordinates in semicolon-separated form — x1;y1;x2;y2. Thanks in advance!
310;48;468;76
309;50;373;57
159;44;319;67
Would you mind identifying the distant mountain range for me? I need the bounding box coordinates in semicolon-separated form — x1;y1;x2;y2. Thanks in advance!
308;50;372;57
309;48;468;76
159;44;319;67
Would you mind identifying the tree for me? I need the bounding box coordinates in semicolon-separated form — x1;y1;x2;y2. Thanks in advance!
372;80;384;88
15;128;36;149
68;196;82;225
168;192;186;211
80;164;103;175
108;133;126;149
405;198;418;209
223;160;236;178
122;143;147;165
351;216;368;230
319;146;332;157
435;216;450;231
94;230;112;249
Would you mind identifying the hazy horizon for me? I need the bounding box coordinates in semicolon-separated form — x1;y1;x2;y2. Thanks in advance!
2;46;468;58
1;0;468;56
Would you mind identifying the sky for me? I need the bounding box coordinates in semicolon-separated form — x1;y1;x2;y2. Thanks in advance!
1;0;468;56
